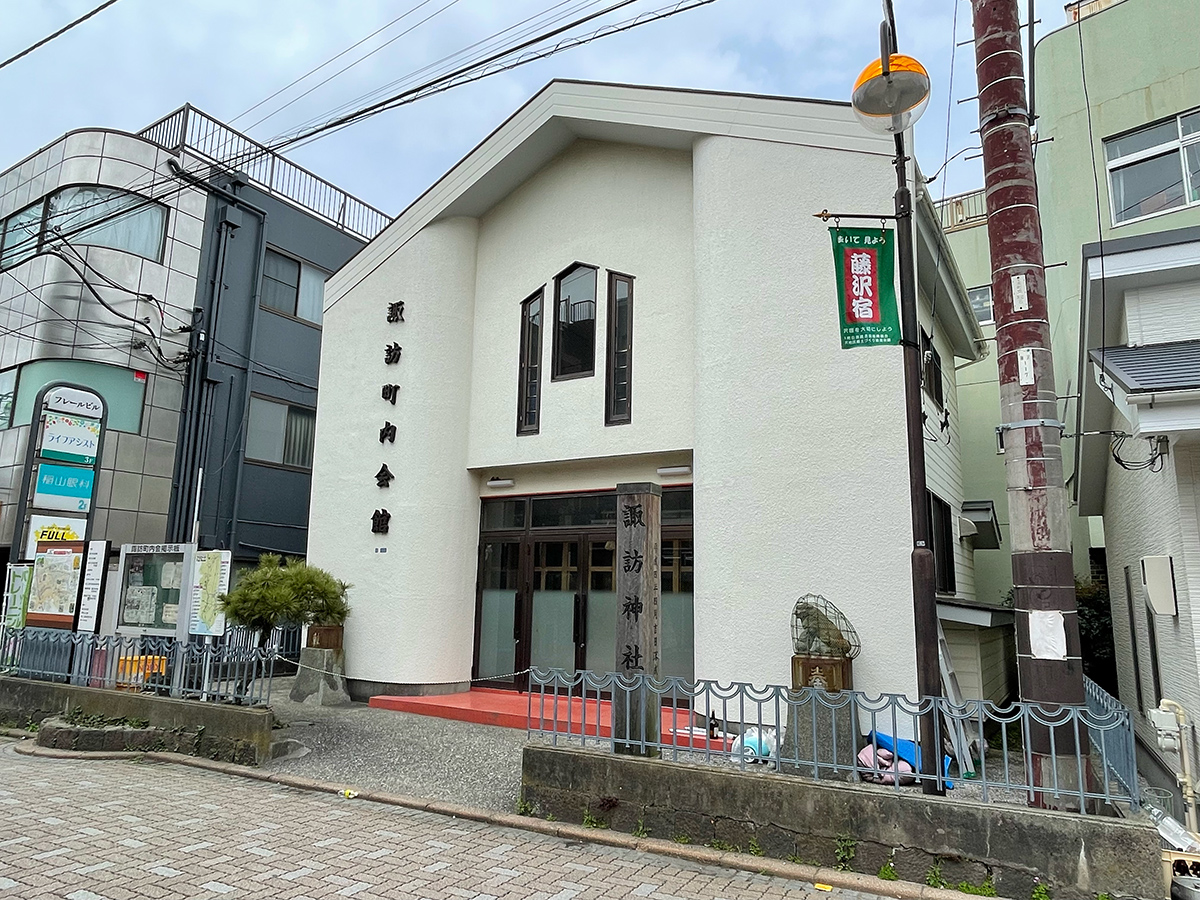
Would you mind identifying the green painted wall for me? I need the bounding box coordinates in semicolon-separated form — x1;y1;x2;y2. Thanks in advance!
945;0;1200;604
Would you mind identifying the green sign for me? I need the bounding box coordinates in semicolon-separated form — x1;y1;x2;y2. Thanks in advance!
830;226;901;348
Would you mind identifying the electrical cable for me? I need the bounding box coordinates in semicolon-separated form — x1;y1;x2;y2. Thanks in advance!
242;0;468;133
284;0;602;134
231;0;439;125
0;0;123;73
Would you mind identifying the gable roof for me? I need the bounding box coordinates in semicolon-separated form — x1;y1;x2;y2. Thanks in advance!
324;79;895;310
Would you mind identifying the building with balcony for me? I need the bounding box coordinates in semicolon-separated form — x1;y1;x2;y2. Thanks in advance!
0;106;389;584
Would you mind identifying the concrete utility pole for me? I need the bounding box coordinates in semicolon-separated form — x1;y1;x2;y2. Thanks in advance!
971;0;1086;792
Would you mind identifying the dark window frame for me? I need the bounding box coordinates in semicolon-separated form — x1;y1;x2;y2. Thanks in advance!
260;246;327;329
920;328;945;409
0;182;170;271
605;270;634;426
516;288;544;436
927;491;956;595
551;262;598;382
244;392;318;472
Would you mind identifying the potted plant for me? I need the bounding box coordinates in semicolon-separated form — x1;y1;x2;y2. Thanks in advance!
282;557;351;649
219;554;304;651
220;554;351;650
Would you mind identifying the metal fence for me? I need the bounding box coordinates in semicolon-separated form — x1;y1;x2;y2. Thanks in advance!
221;624;303;662
935;187;988;232
138;105;392;241
0;626;276;705
528;668;1139;814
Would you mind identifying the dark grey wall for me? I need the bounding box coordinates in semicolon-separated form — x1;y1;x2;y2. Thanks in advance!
170;176;367;561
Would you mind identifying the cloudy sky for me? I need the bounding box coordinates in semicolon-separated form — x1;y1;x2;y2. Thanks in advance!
1;0;1066;217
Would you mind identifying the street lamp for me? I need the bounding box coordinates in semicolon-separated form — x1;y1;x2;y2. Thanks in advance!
850;6;943;796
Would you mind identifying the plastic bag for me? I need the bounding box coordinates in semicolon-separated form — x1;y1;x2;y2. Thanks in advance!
731;726;778;764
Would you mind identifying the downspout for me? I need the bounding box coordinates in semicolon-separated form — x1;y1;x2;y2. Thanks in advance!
166;160;268;552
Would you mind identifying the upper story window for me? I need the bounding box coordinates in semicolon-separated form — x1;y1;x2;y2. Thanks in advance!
261;248;326;325
606;272;633;425
552;264;597;380
1105;108;1200;225
517;289;544;436
0;185;167;270
920;328;945;409
927;492;956;595
245;396;316;469
968;285;993;326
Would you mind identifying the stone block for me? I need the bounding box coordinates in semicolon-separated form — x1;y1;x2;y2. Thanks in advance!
778;692;859;781
290;648;351;707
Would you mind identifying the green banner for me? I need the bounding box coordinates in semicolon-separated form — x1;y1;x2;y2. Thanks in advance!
830;226;901;348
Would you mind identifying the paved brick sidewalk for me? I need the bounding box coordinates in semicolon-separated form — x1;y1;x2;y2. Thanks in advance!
0;742;867;900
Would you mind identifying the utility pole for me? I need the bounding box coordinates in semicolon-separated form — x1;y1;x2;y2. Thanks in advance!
971;0;1086;801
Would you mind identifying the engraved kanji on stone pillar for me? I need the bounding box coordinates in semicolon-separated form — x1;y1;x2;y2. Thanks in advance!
614;482;661;756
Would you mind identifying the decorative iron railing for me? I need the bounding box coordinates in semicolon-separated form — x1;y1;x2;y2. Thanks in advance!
528;668;1138;814
138;105;391;241
0;625;275;706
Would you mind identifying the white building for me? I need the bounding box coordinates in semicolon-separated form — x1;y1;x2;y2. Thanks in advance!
307;81;988;700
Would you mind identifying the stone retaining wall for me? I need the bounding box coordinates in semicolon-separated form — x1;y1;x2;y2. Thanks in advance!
0;676;273;764
522;745;1163;900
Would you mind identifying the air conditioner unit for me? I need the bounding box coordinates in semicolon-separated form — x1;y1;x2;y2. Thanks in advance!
1142;556;1178;617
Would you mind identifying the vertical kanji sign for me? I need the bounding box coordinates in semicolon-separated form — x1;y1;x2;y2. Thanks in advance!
829;226;900;348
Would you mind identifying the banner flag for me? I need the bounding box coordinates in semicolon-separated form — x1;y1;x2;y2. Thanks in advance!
829;226;901;348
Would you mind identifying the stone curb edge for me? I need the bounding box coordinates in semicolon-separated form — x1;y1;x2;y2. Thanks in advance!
6;738;1009;900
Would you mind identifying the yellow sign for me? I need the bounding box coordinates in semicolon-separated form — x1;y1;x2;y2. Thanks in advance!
25;514;86;559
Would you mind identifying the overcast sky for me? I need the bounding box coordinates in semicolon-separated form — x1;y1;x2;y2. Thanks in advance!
1;0;1066;218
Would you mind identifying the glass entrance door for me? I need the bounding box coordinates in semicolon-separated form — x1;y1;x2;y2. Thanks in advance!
529;539;582;673
475;540;522;686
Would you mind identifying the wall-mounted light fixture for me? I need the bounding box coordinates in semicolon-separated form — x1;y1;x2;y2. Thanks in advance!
486;477;515;489
656;465;692;478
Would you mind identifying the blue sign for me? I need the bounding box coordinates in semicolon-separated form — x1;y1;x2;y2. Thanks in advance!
33;463;95;513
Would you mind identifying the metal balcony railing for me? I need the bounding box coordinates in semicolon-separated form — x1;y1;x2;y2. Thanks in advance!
139;105;391;242
936;188;988;232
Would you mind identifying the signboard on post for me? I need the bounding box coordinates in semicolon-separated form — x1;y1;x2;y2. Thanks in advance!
24;514;87;559
33;463;95;512
40;413;101;465
189;550;231;637
115;543;197;641
829;226;901;348
26;542;85;629
2;564;33;628
75;541;111;634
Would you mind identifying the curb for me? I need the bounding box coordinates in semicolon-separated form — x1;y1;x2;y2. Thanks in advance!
8;742;1006;900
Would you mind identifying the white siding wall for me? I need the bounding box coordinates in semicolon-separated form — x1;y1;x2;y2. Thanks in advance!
943;623;984;700
1104;413;1200;764
691;135;919;697
921;317;976;602
1125;280;1200;345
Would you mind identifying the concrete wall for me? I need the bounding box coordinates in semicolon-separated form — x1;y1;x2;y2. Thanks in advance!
522;745;1162;900
0;675;273;763
691;134;917;694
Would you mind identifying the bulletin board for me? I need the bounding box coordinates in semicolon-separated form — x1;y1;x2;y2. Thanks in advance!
115;543;196;637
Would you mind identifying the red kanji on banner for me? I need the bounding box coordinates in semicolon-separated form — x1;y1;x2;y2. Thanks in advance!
843;247;879;323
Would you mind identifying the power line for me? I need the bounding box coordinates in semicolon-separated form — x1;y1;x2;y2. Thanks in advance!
231;0;438;125
0;0;124;73
243;0;467;133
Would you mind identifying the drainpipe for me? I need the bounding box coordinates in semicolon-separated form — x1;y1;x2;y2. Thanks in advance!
166;160;267;551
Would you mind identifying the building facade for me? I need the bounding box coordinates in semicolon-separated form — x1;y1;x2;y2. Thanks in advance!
307;80;988;701
0;106;387;582
943;0;1199;790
